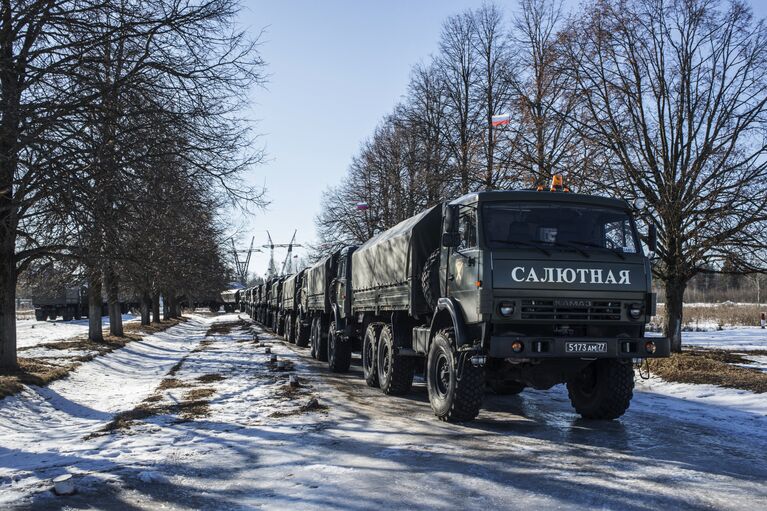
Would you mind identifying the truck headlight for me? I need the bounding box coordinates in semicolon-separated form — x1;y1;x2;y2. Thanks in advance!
628;303;643;319
499;302;515;317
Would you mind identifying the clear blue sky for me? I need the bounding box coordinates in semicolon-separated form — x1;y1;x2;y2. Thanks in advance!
237;0;767;280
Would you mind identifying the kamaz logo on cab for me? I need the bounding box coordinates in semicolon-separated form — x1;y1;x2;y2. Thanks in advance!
511;266;631;285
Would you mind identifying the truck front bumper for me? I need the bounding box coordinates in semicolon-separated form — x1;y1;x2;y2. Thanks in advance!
488;335;670;359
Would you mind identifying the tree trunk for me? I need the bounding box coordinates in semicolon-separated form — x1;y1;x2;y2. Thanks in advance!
0;238;17;369
88;268;104;342
140;291;151;326
151;292;161;324
664;280;686;353
104;265;123;337
163;293;171;321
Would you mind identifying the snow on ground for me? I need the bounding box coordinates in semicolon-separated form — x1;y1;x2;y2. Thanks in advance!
1;314;766;510
681;327;767;351
647;327;767;351
16;314;140;349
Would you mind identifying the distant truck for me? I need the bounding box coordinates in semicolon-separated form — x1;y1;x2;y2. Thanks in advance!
32;286;135;321
268;276;288;334
32;286;88;321
281;270;309;346
220;288;241;313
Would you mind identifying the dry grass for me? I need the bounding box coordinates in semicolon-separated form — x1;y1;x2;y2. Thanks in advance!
652;303;765;330
648;349;767;393
157;378;189;390
183;387;216;400
196;373;226;383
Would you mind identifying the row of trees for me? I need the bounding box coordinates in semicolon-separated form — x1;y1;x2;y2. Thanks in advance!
317;0;767;351
1;0;266;368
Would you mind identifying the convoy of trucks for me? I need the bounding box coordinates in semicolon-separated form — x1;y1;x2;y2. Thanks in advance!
239;178;670;422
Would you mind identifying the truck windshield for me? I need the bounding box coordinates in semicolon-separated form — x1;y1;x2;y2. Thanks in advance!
482;203;639;254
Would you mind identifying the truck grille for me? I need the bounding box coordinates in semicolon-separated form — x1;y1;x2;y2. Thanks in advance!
520;299;622;321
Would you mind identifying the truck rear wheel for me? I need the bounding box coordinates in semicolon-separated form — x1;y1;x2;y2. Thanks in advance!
285;315;295;343
314;317;329;362
276;313;286;336
309;317;318;358
34;309;45;321
363;324;381;387
566;360;634;420
427;329;484;422
376;325;414;395
328;321;352;372
421;249;441;311
295;316;310;347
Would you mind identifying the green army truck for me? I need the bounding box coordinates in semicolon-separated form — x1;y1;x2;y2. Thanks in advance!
327;185;669;422
32;286;88;321
281;270;309;346
303;251;343;362
269;275;289;335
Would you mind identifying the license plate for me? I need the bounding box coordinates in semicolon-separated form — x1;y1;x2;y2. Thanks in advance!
566;342;607;353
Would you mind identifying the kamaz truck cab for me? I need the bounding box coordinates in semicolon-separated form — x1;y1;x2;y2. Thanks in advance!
419;177;669;420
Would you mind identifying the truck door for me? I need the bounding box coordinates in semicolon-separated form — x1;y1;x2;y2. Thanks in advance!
334;253;348;319
448;205;481;323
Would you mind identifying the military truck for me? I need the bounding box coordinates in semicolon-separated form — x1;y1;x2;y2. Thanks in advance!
281;269;310;346
301;250;350;362
256;281;269;324
323;181;669;422
268;276;289;334
32;286;89;321
220;288;241;313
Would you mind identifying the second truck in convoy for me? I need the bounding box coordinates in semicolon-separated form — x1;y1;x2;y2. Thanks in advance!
251;177;670;422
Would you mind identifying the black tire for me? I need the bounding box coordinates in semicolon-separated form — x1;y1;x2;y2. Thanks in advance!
377;324;414;395
309;317;318;359
277;313;286;336
488;380;526;395
328;321;352;372
427;329;484;422
421;249;441;311
362;324;381;387
285;314;295;343
34;309;45;321
295;316;310;347
566;360;634;420
316;317;329;362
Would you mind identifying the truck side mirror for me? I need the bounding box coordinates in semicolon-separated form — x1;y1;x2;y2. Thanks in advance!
647;224;657;253
442;204;460;247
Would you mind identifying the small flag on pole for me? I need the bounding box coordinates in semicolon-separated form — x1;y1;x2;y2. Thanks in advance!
491;113;510;127
356;202;369;211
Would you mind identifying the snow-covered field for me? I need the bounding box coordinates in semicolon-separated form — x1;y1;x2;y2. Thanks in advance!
1;313;766;510
681;327;767;351
15;314;140;349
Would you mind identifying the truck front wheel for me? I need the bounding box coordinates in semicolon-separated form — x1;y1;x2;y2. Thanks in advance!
362;324;381;387
427;329;484;422
328;321;352;372
377;325;414;395
566;359;634;420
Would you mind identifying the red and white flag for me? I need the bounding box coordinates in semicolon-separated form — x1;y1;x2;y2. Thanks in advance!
491;113;510;127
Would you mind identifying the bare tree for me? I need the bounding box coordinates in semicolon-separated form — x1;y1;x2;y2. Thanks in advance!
563;0;767;351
